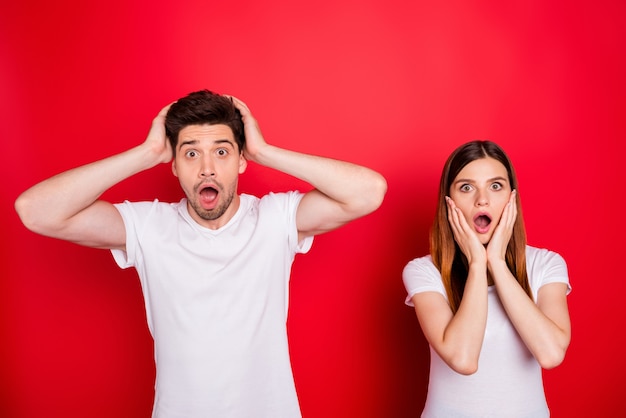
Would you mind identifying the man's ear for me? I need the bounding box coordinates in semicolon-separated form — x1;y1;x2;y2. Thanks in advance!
172;159;178;177
239;153;247;174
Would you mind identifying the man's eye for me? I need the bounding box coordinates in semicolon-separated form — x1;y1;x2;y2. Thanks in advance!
186;150;197;158
217;149;228;156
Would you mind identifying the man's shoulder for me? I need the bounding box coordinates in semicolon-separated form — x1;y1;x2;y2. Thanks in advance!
242;191;303;209
114;198;186;219
255;191;304;204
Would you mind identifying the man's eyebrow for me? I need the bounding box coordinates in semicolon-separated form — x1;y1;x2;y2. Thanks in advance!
213;139;236;147
178;138;235;150
178;139;198;150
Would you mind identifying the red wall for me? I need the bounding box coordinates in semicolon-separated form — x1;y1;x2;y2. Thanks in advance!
2;1;624;416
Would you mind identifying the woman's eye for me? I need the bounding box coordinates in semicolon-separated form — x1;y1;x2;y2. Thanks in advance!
460;184;472;192
491;182;502;190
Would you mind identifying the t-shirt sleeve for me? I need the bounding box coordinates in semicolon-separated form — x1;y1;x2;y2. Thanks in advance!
402;256;446;307
265;191;313;255
527;247;572;297
110;200;159;269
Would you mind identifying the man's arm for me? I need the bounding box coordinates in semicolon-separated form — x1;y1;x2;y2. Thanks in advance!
230;97;387;241
14;104;173;250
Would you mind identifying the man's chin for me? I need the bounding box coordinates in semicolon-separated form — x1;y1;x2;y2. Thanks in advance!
187;200;223;221
196;207;225;221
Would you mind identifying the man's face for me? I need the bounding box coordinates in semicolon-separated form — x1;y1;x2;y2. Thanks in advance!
172;124;247;229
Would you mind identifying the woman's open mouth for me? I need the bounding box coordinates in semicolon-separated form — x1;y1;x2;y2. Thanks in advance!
473;212;492;234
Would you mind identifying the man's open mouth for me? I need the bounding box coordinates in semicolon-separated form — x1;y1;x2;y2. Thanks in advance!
198;185;219;209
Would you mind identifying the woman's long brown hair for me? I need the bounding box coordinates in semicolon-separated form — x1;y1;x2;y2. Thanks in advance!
430;141;532;313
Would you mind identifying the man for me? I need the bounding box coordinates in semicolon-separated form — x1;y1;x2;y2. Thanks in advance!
15;90;387;417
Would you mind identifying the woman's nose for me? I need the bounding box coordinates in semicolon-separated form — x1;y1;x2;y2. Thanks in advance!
475;191;489;206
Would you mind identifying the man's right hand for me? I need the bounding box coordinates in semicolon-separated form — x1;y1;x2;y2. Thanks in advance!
144;103;174;165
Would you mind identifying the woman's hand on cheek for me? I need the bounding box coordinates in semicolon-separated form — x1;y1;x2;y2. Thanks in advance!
446;196;486;265
486;190;517;263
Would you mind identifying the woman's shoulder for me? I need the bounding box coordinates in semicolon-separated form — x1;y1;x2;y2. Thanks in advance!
402;255;446;304
525;245;566;266
525;245;570;294
403;254;437;276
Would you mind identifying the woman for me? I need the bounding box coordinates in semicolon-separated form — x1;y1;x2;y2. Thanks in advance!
403;141;571;417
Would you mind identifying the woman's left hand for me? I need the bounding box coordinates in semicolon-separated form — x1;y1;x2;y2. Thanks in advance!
486;190;517;263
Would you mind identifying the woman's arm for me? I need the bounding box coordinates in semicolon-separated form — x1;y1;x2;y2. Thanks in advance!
412;262;489;375
412;197;490;375
490;262;571;369
487;193;571;368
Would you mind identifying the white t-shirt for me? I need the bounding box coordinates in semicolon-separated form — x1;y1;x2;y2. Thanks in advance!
112;192;313;418
403;246;571;418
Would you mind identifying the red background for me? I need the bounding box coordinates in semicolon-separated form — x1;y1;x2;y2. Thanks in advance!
2;1;624;417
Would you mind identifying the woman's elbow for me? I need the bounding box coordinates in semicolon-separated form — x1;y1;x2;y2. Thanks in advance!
537;341;570;370
452;363;479;376
538;354;565;370
447;355;479;376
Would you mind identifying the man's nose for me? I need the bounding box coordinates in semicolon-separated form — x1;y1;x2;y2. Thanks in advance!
200;157;215;177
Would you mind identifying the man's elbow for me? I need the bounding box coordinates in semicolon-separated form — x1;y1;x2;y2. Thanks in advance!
15;193;53;235
15;194;35;231
362;173;388;214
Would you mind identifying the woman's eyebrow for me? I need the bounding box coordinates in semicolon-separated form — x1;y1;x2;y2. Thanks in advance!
453;176;508;185
488;176;509;183
452;177;474;185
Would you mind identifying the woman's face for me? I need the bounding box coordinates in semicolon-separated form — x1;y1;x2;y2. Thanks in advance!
448;157;512;245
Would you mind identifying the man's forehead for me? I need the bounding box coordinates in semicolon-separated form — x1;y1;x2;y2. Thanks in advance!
179;123;234;137
179;124;233;141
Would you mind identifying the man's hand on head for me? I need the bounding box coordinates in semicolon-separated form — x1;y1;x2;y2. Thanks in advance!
144;103;174;165
227;96;269;163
